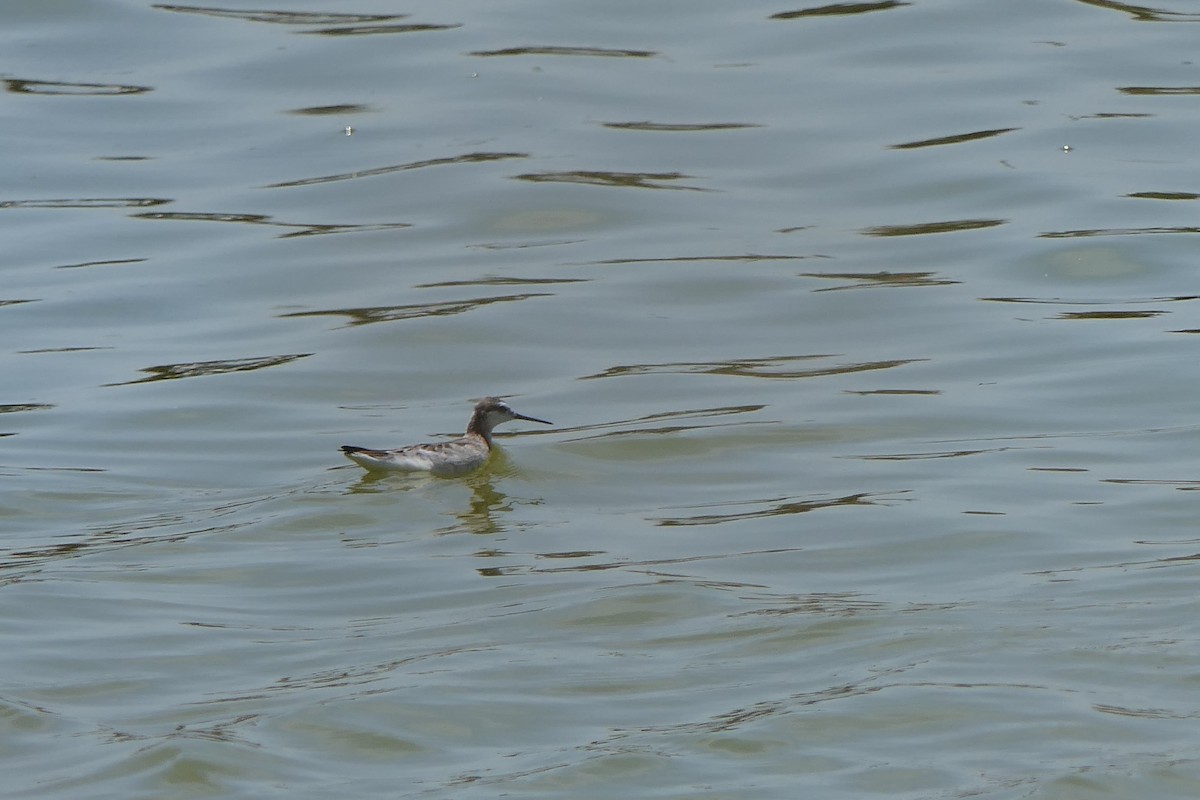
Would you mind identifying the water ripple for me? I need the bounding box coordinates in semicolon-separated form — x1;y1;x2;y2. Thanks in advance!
863;219;1006;236
771;2;911;20
131;211;411;238
306;23;461;36
652;491;909;526
580;354;926;380
1040;226;1200;237
0;198;168;209
280;294;551;327
513;170;709;191
3;78;151;96
150;6;402;25
0;404;53;414
106;353;312;386
470;46;658;58
601;121;761;132
265;152;527;189
889;127;1018;150
583;253;818;265
1078;0;1200;22
802;270;960;290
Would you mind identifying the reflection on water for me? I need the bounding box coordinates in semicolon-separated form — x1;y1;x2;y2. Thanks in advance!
150;6;398;24
581;354;925;380
53;258;147;270
280;293;551;326
733;591;888;617
1055;310;1165;320
1126;191;1200;200
1119;86;1200;96
555;404;765;441
470;238;585;251
414;276;586;289
1041;225;1200;237
1092;704;1198;720
982;296;1197;305
601;121;761;132
851;445;1039;460
801;270;959;290
653;491;908;526
513;170;710;191
257;645;492;696
106;353;311;386
1031;542;1200;578
862;219;1006;236
310;23;462;37
132;211;411;238
344;448;536;536
0;198;168;209
99;712;261;747
470;46;658;58
844;388;940;395
1102;478;1200;489
556;407;763;438
149;5;416;29
1075;0;1200;22
3;78;151;95
889;127;1018;150
487;546;806;577
584;253;817;265
287;103;373;116
265;151;527;189
770;1;910;20
0;403;54;413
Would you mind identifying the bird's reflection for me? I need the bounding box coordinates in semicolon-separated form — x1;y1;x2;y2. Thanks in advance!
343;447;527;535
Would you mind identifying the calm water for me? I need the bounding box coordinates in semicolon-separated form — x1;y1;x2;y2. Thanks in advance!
4;1;1200;798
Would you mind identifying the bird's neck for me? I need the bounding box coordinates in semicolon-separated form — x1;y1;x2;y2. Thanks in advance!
466;413;494;445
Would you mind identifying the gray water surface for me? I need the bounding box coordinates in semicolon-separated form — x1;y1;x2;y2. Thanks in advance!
4;2;1200;798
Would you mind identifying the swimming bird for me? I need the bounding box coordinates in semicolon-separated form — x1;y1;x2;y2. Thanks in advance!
340;396;552;475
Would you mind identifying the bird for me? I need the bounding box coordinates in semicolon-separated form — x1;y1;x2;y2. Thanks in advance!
340;396;552;475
